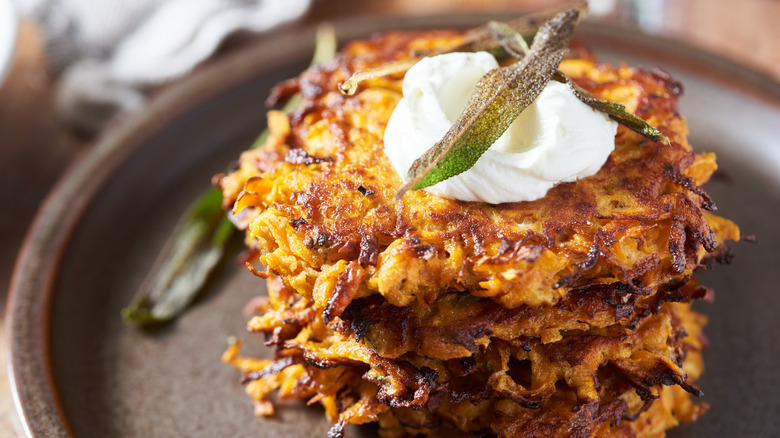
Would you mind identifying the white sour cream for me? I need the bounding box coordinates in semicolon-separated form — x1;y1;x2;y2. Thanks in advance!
383;51;618;203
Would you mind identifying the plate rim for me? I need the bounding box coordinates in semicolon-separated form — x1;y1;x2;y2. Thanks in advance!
6;13;780;438
5;19;323;438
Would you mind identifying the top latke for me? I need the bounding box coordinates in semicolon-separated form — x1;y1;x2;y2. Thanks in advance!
216;30;739;318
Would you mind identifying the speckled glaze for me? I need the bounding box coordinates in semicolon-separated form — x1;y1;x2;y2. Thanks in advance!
7;16;780;438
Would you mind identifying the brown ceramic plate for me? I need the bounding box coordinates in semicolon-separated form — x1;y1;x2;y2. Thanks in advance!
8;15;780;438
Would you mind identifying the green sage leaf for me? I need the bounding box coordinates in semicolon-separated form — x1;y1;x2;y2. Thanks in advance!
396;8;580;198
340;4;586;96
488;20;669;145
122;187;230;323
412;2;587;58
122;24;338;324
339;58;419;96
554;72;669;144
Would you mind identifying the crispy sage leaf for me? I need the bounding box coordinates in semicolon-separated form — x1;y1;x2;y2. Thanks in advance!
556;72;669;144
122;25;338;324
488;20;669;145
340;4;588;96
339;58;419;96
414;2;586;58
311;23;338;66
486;20;531;57
122;188;232;323
395;8;580;198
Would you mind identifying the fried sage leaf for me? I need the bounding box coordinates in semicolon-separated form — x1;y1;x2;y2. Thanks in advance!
122;25;338;324
414;1;586;58
396;8;579;198
488;20;669;145
339;58;419;96
340;3;588;96
555;72;669;144
122;188;233;324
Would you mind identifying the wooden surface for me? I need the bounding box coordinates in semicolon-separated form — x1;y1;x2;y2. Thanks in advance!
0;19;87;438
1;1;778;436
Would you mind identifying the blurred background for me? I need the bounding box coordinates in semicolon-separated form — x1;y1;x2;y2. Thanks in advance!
0;0;778;435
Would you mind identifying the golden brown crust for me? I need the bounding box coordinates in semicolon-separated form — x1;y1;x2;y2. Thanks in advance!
218;28;739;437
217;30;738;315
226;274;708;437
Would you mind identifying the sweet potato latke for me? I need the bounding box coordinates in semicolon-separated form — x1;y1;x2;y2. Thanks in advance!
216;29;740;437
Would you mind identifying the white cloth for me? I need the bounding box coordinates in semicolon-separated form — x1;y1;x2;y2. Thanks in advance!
19;0;311;132
0;0;18;86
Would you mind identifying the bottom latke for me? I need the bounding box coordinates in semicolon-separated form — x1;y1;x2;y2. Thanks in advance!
224;275;707;437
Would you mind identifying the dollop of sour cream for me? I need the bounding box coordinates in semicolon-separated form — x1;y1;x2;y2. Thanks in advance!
383;51;618;203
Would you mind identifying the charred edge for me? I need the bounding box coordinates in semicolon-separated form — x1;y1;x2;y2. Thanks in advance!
241;355;298;384
340;305;371;342
613;360;699;401
593;399;629;428
649;68;684;97
497;389;544;409
555;241;600;288
595;228;618;247
291;346;350;369
341;296;411;345
629;277;695;320
625;253;662;283
487;232;547;266
323;261;363;324
280;308;318;327
266;77;300;107
448;325;494;353
600;289;638;320
358;232;379;266
674;374;704;397
668;220;687;274
410;243;438;259
497;237;514;255
413;366;439;405
571;281;640;297
663;163;716;211
374;360;440;409
679;202;718;253
567;402;601;438
305;230;331;249
289;217;308;228
543;332;628;368
376;379;433;409
514;245;543;263
460;357;476;375
699;244;735;269
357;185;375;196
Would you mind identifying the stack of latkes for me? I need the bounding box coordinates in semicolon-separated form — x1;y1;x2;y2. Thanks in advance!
216;28;740;437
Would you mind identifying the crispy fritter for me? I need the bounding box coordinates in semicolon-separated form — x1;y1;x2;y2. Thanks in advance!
251;274;710;361
225;275;708;437
216;30;739;316
217;28;739;437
